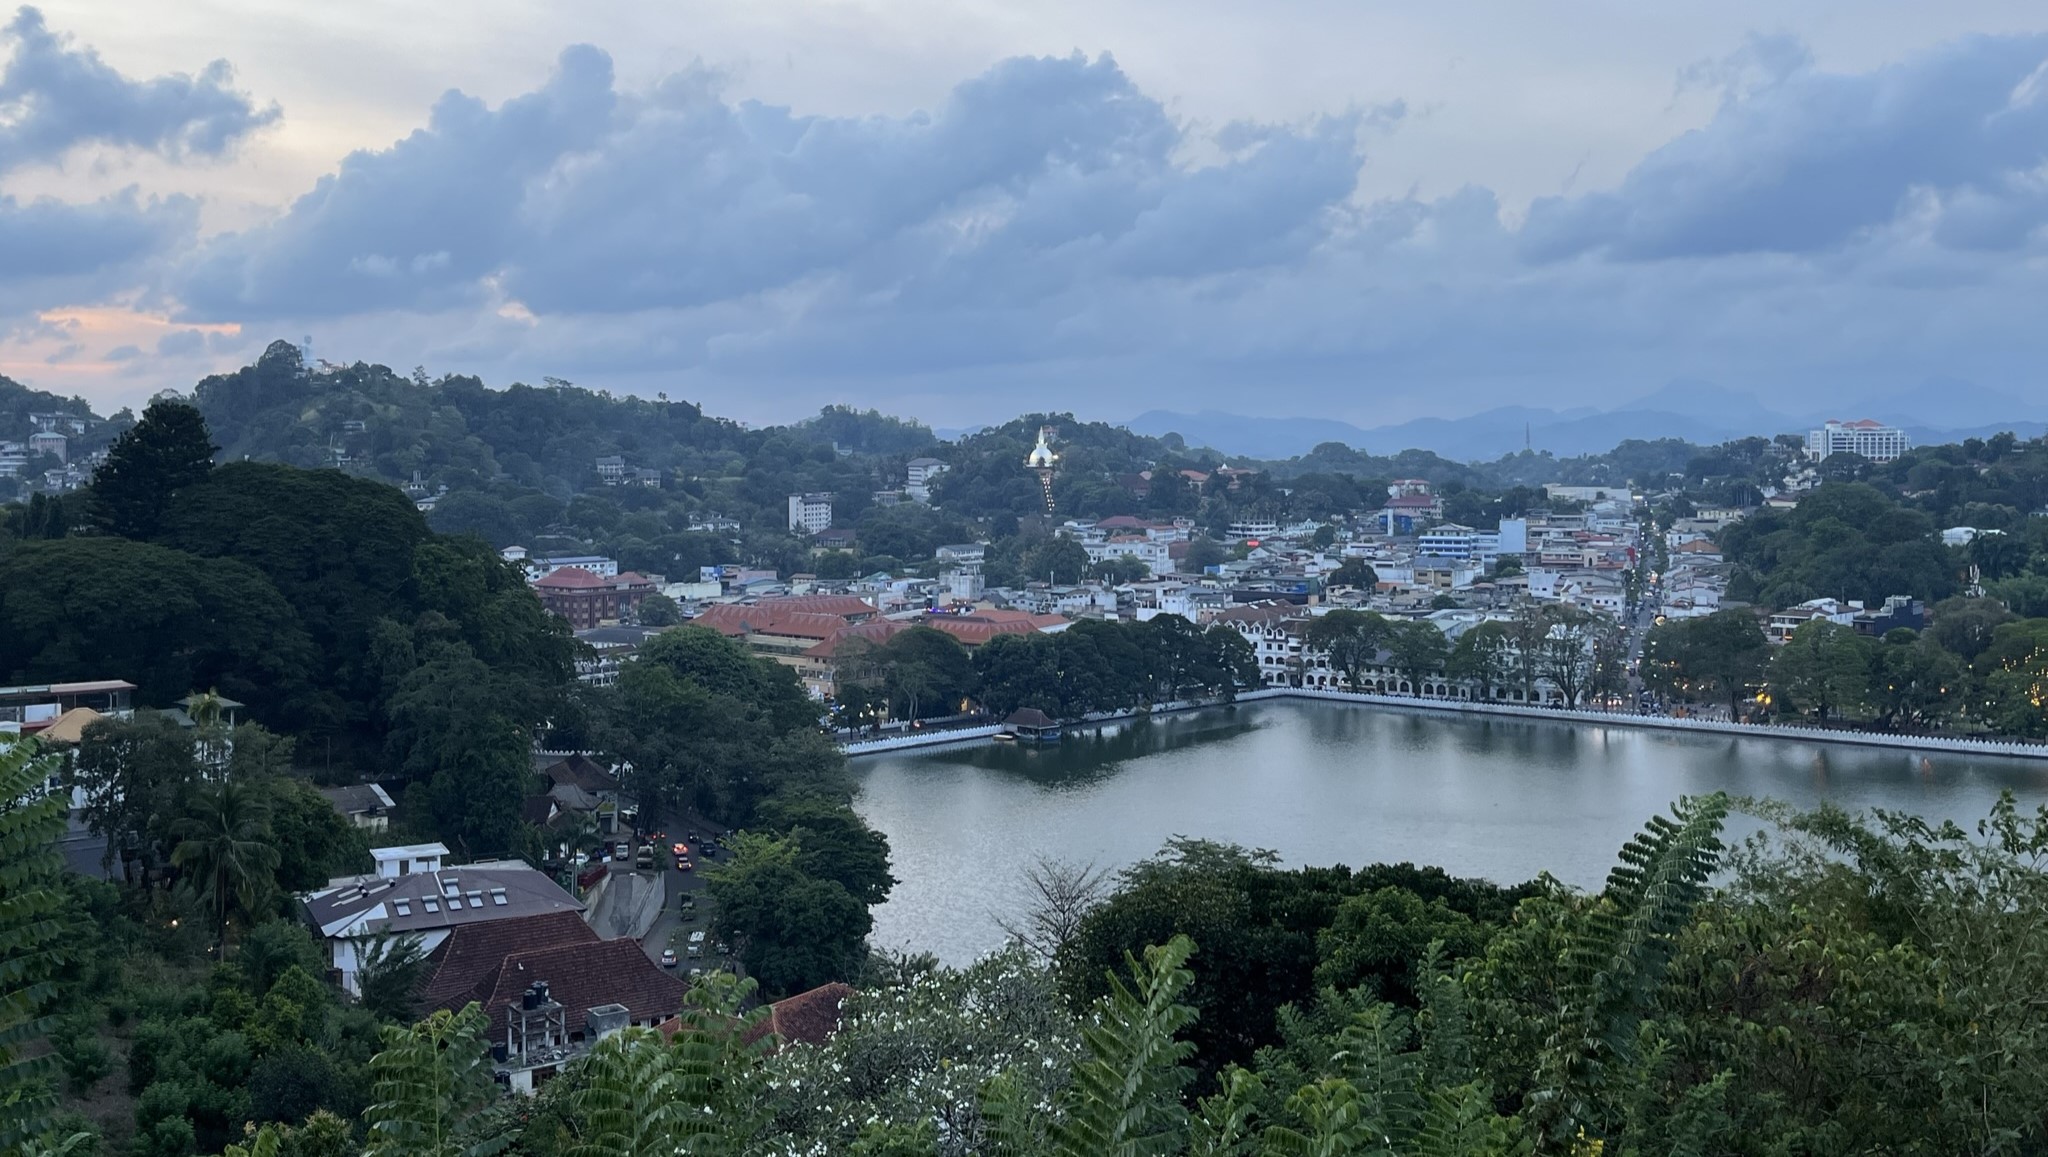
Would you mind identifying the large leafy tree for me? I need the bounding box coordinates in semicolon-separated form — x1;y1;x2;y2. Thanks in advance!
1642;608;1769;716
0;741;76;1152
1305;609;1391;691
89;398;215;539
0;538;320;717
705;835;871;998
1766;619;1873;722
71;714;201;880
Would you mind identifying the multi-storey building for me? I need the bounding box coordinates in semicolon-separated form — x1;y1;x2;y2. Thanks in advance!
787;493;833;534
1807;419;1909;462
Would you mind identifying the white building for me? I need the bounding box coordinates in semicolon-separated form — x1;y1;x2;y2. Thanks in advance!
787;493;834;534
905;457;949;501
1807;419;1909;463
528;554;619;580
300;845;587;995
1228;518;1280;541
1082;539;1171;572
594;455;627;484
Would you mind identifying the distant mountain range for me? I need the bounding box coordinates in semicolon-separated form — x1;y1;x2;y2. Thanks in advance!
1129;380;2048;461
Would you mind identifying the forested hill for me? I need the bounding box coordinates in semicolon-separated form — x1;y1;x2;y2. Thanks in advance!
0;374;99;428
190;340;923;490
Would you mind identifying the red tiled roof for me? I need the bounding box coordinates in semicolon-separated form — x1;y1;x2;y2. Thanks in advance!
536;566;607;590
477;938;689;1040
658;981;855;1051
693;605;861;640
756;594;876;616
806;613;1065;658
420;910;599;1012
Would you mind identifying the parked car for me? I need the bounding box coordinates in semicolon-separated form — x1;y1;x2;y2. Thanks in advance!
678;894;696;911
612;844;628;861
635;845;655;871
660;948;678;969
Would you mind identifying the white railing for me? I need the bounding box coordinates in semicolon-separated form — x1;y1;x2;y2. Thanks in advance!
1243;687;2048;760
840;687;2048;760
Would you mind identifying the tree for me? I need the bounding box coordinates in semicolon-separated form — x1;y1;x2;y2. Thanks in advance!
0;538;321;721
1328;558;1379;590
0;740;76;1152
1926;596;2016;664
1767;619;1872;722
1448;621;1512;701
1306;610;1390;691
636;592;681;626
1868;630;1962;731
1182;537;1228;574
1385;620;1450;694
1023;536;1090;585
362;1004;500;1157
1088;555;1151;584
266;779;372;892
705;835;871;998
996;858;1109;961
878;627;976;721
357;934;430;1024
1537;605;1607;709
568;976;772;1157
1643;609;1769;717
168;779;282;947
756;797;896;906
71;714;199;881
90;398;216;539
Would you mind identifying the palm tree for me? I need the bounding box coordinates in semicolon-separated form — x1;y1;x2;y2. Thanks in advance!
168;779;280;947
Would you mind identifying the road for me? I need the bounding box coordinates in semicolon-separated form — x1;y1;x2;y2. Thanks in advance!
626;807;738;979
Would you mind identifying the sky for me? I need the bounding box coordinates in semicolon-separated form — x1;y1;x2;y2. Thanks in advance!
3;1;2048;429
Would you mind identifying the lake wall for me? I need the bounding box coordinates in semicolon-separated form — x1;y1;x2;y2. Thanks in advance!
844;687;2048;761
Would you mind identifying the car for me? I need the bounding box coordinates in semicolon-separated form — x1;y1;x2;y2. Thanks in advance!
676;857;694;871
688;967;704;978
611;844;628;861
660;949;678;968
687;830;700;842
678;894;696;911
670;842;688;856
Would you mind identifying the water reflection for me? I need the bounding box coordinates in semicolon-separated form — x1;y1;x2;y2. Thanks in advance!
855;700;2048;964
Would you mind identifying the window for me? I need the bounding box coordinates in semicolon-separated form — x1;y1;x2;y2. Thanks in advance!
467;891;483;909
443;880;460;899
392;898;412;917
490;888;508;906
423;898;440;913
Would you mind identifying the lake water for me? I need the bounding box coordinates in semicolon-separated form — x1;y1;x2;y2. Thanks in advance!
851;700;2048;964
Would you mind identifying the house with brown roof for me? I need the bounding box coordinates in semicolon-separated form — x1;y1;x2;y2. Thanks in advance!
801;613;1068;699
418;913;685;1094
301;846;586;995
535;567;658;630
658;981;854;1053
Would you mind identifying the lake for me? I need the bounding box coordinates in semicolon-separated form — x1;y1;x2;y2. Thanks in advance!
851;699;2048;964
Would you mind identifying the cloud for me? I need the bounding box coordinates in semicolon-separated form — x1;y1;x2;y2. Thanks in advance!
155;328;205;356
0;5;280;173
5;21;2044;426
172;48;1376;322
0;188;196;294
1522;33;2048;261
